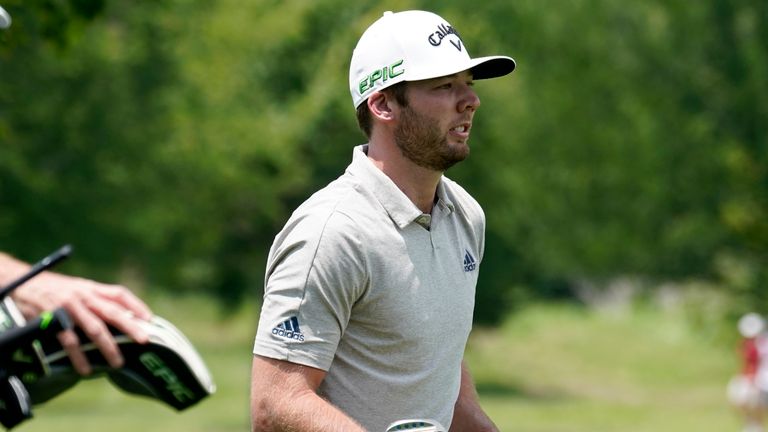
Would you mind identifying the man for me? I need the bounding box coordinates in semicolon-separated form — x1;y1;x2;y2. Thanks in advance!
251;10;515;431
0;252;153;375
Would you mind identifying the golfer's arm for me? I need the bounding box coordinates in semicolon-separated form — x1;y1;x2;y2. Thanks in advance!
250;355;366;432
449;360;498;432
0;252;28;284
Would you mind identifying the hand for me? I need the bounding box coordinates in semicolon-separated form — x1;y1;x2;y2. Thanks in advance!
10;270;153;375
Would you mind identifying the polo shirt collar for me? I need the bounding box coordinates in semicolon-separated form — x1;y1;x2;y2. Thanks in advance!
435;181;456;214
347;145;455;229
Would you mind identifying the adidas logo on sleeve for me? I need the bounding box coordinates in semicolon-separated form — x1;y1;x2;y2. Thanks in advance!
463;250;477;272
272;316;305;342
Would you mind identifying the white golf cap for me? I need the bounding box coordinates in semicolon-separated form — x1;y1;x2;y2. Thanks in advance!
349;10;516;108
739;313;765;338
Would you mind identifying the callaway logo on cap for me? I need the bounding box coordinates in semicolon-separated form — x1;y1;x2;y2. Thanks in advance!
349;10;516;108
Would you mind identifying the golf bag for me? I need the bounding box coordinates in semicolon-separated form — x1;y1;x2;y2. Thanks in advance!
0;246;216;430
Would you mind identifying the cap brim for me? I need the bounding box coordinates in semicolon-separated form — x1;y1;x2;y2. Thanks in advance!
470;56;516;80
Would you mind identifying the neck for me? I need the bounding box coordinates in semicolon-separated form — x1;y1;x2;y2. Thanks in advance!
366;140;442;214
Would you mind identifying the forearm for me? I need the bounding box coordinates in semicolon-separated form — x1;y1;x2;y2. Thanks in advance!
0;252;30;286
0;251;58;314
450;361;498;432
253;389;365;432
251;356;366;432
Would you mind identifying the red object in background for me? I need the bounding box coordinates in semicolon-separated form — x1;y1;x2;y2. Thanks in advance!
744;337;760;378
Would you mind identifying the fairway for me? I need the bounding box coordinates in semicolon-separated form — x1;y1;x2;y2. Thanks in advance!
14;297;741;431
467;303;741;431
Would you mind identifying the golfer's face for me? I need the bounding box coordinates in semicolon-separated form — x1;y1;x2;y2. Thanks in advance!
394;70;480;171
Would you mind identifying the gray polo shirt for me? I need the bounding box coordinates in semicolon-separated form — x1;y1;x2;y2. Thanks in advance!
253;144;484;430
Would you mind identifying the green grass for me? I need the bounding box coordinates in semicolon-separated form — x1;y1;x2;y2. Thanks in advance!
468;303;741;431
15;298;741;431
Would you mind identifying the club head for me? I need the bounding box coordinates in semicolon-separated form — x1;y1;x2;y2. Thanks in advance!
386;419;446;432
0;6;11;29
25;316;215;411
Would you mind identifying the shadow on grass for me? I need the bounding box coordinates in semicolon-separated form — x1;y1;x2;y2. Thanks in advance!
477;381;573;402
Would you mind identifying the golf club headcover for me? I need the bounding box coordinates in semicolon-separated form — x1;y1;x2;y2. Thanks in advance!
24;315;216;411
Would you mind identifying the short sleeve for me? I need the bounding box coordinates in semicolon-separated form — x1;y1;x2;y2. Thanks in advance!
253;209;368;371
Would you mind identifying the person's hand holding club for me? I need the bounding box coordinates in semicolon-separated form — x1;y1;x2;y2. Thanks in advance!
1;248;152;375
10;269;152;375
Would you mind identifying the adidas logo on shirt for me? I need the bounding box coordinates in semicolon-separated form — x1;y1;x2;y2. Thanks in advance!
272;316;305;342
463;250;477;272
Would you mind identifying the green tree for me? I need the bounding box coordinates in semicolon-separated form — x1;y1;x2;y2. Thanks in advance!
3;0;767;323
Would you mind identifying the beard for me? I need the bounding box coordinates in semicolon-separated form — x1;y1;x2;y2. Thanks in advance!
394;105;469;172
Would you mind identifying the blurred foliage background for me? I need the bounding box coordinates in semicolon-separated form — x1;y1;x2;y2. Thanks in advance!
2;0;767;327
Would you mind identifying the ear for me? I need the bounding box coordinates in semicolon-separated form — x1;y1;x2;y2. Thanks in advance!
367;91;396;122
